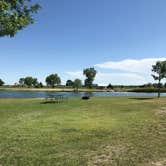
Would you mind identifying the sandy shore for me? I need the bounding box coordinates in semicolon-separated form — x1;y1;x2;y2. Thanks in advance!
0;87;109;92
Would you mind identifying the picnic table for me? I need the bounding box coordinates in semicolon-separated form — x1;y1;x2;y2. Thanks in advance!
44;95;68;103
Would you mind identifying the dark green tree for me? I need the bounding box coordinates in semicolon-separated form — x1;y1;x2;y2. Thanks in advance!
24;77;34;87
19;78;25;87
83;67;97;88
73;79;82;91
66;80;73;87
0;78;4;86
35;82;43;88
45;74;61;88
32;78;38;87
0;0;40;37
152;61;166;98
107;83;113;89
39;82;43;88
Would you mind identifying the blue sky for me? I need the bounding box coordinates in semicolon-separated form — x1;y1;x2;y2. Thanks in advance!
0;0;166;85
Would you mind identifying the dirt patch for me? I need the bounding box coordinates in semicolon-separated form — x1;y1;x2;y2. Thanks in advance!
88;145;125;166
151;159;166;166
155;107;166;116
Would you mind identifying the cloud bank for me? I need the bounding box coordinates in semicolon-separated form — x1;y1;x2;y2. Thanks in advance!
95;58;166;74
66;58;166;85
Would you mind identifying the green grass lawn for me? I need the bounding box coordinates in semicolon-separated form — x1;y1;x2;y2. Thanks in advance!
0;97;166;166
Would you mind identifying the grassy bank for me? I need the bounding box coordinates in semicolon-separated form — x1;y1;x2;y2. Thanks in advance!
0;97;166;165
128;88;166;93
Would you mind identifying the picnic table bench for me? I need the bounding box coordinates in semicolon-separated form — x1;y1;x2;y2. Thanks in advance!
44;95;68;103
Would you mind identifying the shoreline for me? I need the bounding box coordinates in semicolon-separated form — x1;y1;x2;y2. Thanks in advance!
0;87;110;92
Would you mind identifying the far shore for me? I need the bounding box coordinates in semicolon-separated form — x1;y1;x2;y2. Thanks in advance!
0;87;166;93
0;87;111;92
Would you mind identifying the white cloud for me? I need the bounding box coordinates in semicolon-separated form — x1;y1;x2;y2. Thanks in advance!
65;58;166;85
95;72;147;86
65;71;149;85
95;58;166;74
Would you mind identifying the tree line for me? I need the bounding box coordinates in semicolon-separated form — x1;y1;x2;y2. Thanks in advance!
0;62;166;98
0;67;97;90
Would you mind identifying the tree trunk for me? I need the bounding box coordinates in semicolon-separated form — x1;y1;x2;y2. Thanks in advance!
158;80;161;98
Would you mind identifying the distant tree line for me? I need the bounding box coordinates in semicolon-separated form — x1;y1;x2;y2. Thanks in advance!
0;67;97;90
0;62;166;98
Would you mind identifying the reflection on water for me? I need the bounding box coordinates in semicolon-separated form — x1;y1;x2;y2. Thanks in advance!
0;90;166;98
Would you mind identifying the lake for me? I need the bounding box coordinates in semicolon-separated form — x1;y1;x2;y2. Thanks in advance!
0;90;166;98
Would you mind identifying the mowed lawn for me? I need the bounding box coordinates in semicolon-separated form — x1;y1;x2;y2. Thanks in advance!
0;97;166;166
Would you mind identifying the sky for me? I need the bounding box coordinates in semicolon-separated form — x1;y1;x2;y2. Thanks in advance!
0;0;166;85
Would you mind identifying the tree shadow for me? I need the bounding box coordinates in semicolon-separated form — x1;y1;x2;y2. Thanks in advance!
128;97;155;100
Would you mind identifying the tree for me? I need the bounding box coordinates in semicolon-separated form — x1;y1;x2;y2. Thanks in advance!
66;80;73;87
45;74;61;88
24;77;34;87
0;79;4;86
107;83;113;89
0;0;40;37
19;78;25;87
35;82;43;88
39;82;43;88
83;67;97;88
73;79;82;91
152;61;166;98
32;78;38;87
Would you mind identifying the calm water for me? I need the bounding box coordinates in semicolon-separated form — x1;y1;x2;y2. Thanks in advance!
0;90;166;98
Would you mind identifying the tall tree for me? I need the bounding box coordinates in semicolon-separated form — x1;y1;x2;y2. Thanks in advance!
24;77;34;87
83;67;97;88
32;78;38;87
0;0;40;37
73;79;82;91
0;78;4;86
152;61;166;98
19;78;25;87
66;80;73;87
45;74;61;88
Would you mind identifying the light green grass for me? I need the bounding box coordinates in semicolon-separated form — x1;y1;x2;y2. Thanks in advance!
0;97;166;166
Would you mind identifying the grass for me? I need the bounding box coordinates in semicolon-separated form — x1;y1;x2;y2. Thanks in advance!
0;97;166;165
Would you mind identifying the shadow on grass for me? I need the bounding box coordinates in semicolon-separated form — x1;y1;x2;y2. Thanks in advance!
128;97;155;100
40;101;60;104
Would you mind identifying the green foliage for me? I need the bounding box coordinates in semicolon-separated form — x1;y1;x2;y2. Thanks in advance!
73;79;82;90
152;61;166;98
83;67;97;88
129;88;166;93
66;80;73;87
38;82;43;88
45;74;61;88
0;0;40;37
19;78;25;87
107;83;113;89
19;77;39;87
0;78;4;86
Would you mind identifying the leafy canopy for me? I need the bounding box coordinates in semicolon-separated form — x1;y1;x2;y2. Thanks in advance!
151;60;166;98
45;74;61;88
83;67;97;88
152;61;166;81
73;79;82;90
0;78;4;86
66;80;73;87
0;0;40;37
